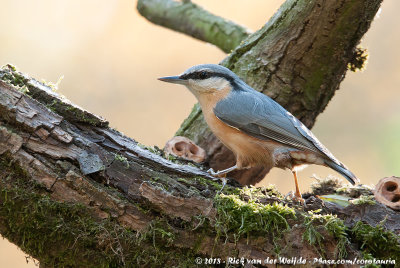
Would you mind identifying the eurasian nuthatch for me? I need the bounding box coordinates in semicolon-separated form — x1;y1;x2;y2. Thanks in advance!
159;64;359;200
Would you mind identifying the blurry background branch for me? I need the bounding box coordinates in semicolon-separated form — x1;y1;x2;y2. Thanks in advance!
138;0;382;185
137;0;251;53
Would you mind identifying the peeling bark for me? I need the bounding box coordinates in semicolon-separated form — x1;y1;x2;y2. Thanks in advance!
0;67;331;266
1;0;398;265
1;66;399;267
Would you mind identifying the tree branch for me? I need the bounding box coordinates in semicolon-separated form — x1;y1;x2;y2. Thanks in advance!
174;0;382;185
1;66;399;267
137;0;251;53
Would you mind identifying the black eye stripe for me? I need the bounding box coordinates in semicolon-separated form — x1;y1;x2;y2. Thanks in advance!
180;71;211;80
181;70;236;81
178;67;241;90
199;71;208;79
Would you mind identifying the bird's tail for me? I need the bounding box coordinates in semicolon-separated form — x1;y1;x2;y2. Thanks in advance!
324;160;359;185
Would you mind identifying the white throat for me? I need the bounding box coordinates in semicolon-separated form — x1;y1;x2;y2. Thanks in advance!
186;77;230;96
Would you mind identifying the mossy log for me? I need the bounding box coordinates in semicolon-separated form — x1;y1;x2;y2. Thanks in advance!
138;0;383;185
1;66;400;267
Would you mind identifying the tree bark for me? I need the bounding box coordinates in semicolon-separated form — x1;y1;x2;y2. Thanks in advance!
2;0;398;266
137;0;252;53
144;0;382;185
1;65;399;267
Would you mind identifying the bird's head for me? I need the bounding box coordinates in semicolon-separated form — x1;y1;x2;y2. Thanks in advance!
158;64;240;98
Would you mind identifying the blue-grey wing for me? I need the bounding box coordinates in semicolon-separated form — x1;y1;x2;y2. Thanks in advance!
213;89;341;165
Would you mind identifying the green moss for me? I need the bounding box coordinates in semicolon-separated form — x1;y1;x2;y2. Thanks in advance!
148;179;170;192
302;212;324;253
302;211;349;258
138;142;177;163
336;184;373;198
137;142;147;150
114;153;129;168
176;176;240;196
0;65;29;93
350;195;376;206
177;177;190;184
301;40;339;110
165;154;199;168
0;65;106;127
213;193;295;244
56;104;105;126
41;75;64;91
0;154;125;267
324;215;349;259
240;185;282;199
0;153;197;267
150;221;175;247
348;47;368;72
194;176;223;191
310;176;345;195
351;221;400;265
2;63;17;71
361;252;382;268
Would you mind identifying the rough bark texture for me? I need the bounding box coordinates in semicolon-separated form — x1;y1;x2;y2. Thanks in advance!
1;0;397;266
170;0;382;185
137;0;252;53
1;67;400;267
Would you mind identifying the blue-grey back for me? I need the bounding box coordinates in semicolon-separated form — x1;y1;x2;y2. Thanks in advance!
214;81;342;166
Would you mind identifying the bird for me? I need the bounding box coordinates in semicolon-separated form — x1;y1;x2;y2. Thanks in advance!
158;64;359;201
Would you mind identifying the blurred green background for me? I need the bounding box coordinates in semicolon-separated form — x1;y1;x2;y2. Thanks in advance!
0;0;399;266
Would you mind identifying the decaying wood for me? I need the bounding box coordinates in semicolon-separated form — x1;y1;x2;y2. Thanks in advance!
1;0;399;266
1;66;399;267
0;66;342;266
164;136;206;163
374;176;400;211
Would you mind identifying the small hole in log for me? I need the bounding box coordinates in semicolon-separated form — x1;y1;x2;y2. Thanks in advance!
189;146;198;154
164;136;206;163
392;195;400;202
385;182;397;192
175;142;185;152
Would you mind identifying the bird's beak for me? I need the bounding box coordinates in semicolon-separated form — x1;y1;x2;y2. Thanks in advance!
158;76;187;85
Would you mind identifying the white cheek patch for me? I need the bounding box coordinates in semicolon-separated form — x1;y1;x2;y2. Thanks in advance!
188;77;230;92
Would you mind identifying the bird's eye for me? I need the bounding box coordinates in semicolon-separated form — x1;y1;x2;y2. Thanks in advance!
199;71;208;79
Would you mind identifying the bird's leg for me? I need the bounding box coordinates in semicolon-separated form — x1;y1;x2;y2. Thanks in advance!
292;171;305;204
207;165;238;177
207;165;237;190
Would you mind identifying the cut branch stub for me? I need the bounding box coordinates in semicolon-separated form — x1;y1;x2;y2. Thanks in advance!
374;176;400;210
164;136;206;163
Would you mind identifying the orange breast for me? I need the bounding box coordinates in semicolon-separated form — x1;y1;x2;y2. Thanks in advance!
196;87;277;170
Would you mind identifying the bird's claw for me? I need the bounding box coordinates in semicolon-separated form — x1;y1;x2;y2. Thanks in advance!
285;191;305;205
207;168;228;193
207;168;218;176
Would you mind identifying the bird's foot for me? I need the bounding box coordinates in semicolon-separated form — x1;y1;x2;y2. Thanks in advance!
207;167;228;177
285;191;305;205
207;167;218;177
207;168;229;192
207;165;237;177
